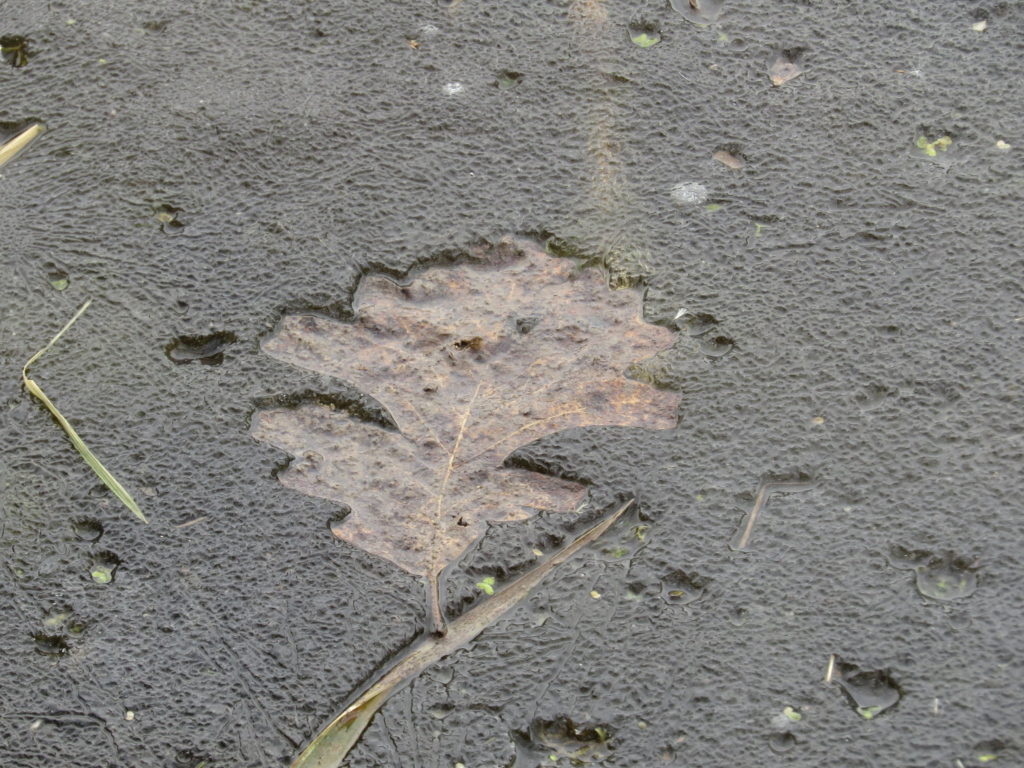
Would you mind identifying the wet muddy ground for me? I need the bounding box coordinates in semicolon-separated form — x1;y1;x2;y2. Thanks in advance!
1;1;1022;766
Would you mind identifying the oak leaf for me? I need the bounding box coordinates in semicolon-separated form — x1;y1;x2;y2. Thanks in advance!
250;239;679;631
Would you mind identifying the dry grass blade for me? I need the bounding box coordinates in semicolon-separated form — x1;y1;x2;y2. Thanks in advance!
22;300;147;523
0;122;45;169
291;497;636;768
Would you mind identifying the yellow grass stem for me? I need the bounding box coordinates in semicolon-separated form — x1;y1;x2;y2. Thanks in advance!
22;300;147;523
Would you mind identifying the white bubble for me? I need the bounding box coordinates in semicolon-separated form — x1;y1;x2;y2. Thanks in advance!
443;82;465;96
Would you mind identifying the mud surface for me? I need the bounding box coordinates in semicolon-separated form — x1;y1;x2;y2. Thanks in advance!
1;2;1022;767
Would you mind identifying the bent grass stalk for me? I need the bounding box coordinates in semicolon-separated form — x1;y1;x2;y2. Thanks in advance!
22;300;147;523
292;497;636;768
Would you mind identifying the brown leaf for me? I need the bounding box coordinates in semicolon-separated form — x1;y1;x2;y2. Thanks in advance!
250;239;679;629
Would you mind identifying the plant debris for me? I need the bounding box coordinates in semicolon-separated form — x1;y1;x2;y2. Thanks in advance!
22;301;147;523
290;498;636;768
916;135;952;157
729;475;816;550
713;148;744;170
0;122;45;169
1;35;31;68
769;51;803;86
251;239;679;634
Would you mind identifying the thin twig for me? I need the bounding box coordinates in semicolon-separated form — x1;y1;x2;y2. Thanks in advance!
731;478;817;550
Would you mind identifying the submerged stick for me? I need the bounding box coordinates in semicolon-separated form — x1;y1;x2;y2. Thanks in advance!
291;497;636;768
0;123;45;169
22;300;147;523
730;478;816;551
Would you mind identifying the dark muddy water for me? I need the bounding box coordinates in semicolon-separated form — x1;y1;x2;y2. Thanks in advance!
1;2;1022;767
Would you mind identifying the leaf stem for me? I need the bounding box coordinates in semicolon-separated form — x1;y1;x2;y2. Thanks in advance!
291;496;636;768
426;575;446;637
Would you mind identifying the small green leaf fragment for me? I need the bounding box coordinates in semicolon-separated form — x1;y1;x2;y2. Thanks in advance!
857;705;881;719
630;32;661;48
705;203;722;212
594;726;609;742
91;567;113;584
475;576;495;595
783;706;802;722
916;135;952;157
978;755;998;763
49;278;69;291
633;524;649;541
610;546;629;558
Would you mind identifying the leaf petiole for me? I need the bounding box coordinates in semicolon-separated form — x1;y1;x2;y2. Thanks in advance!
291;497;637;768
